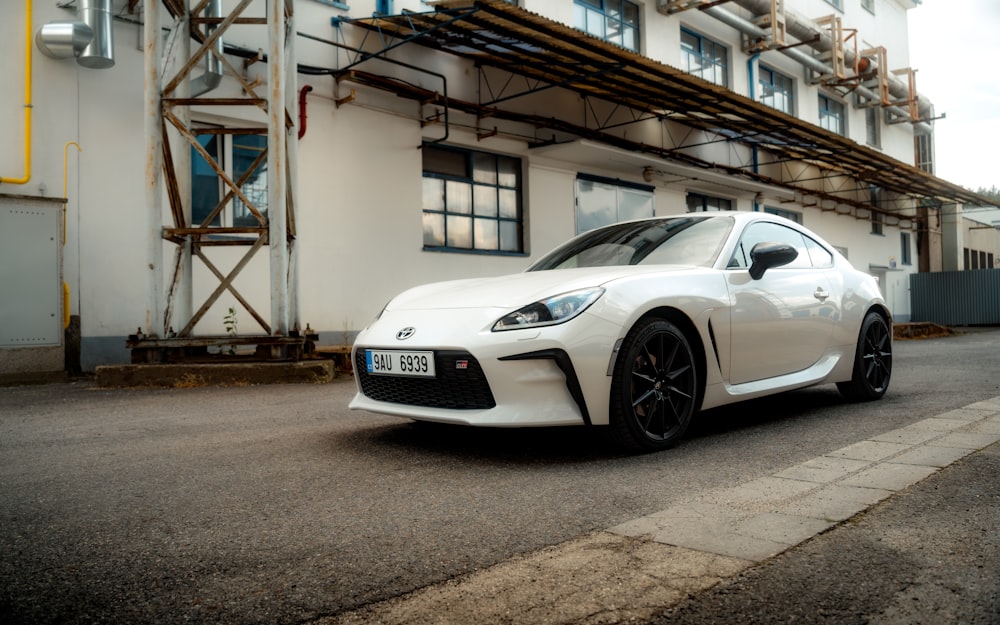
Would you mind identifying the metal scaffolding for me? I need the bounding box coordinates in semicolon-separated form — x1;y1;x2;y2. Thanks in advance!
131;0;304;363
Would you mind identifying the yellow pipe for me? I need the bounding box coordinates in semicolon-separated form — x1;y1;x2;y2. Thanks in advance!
62;141;82;244
1;0;33;185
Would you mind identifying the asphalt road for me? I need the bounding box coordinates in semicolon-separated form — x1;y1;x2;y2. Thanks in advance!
1;329;999;624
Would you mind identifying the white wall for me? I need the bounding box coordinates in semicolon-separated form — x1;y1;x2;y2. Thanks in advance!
0;0;930;370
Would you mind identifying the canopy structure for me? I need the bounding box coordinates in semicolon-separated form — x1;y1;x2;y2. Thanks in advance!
331;0;996;215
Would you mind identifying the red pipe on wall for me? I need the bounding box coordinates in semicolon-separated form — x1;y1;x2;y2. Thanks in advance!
298;84;314;140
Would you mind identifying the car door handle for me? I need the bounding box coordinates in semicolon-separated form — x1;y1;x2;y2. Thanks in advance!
814;287;829;301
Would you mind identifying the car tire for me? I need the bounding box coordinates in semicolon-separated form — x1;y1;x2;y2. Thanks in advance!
837;311;892;401
610;318;698;452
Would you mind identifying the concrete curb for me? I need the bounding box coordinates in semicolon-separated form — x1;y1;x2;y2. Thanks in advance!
94;360;334;387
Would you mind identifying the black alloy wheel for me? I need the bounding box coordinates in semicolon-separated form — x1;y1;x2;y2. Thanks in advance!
611;319;698;452
837;311;892;401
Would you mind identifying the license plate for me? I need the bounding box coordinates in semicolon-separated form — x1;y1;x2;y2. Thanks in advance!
365;350;436;378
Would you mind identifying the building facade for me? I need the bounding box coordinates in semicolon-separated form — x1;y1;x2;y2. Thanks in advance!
1;0;997;373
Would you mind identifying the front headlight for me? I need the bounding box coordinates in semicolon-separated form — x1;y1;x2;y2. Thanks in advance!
492;287;605;332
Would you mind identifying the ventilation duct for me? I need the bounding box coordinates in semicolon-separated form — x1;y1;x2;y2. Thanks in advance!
660;0;932;134
35;0;114;69
190;0;224;96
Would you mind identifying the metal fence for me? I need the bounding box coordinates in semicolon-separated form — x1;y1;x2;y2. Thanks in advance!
910;270;1000;325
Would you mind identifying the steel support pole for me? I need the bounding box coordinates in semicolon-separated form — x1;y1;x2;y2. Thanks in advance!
267;0;289;337
285;5;300;333
144;0;165;337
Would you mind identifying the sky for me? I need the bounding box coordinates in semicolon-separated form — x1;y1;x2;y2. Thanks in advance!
907;0;1000;196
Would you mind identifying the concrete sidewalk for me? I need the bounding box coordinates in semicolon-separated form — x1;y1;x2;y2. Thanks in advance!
315;397;1000;625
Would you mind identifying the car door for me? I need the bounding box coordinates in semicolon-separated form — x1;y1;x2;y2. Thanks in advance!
726;221;839;385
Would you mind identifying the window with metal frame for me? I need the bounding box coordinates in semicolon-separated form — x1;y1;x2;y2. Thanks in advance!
422;144;524;254
686;192;733;212
865;105;881;147
901;232;912;265
764;206;802;224
818;93;846;136
824;0;844;11
191;126;268;229
574;174;654;234
680;28;728;87
915;132;934;173
758;65;794;114
862;0;875;15
870;186;884;235
573;0;640;52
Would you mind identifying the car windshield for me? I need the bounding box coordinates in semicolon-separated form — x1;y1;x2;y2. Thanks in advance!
528;215;734;271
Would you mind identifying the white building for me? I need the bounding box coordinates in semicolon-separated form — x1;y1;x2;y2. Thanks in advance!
1;0;996;374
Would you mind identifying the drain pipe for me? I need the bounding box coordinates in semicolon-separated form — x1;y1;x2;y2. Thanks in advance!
1;0;33;185
747;52;761;211
189;0;223;96
694;2;933;135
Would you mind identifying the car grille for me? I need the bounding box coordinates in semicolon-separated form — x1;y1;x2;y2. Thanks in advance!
354;349;496;410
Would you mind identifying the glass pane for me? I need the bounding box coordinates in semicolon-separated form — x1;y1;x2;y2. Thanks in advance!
446;180;472;214
423;145;467;177
191;134;221;226
446;215;472;248
233;135;267;226
497;157;519;188
622;27;637;52
576;179;617;233
619;188;654;222
498;188;518;219
472;153;497;185
422;177;444;211
423;212;445;247
585;8;605;37
474;217;499;250
473;185;498;217
623;3;638;26
500;221;521;252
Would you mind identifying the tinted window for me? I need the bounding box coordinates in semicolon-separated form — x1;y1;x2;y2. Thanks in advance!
529;216;734;271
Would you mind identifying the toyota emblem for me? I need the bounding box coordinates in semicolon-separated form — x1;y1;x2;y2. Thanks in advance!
396;327;416;340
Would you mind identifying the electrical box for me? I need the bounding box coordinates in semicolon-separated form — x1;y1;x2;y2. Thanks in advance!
0;197;64;348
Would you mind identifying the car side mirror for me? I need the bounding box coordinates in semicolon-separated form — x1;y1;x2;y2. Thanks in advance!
748;242;798;280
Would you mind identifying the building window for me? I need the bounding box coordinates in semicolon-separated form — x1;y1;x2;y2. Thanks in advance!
818;94;845;135
681;28;728;87
916;132;934;173
871;212;884;236
575;174;654;233
422;144;523;254
964;248;996;270
574;0;640;52
758;65;794;113
900;232;912;265
824;0;843;10
862;0;875;14
764;206;802;224
865;106;881;147
686;192;733;212
191;127;268;228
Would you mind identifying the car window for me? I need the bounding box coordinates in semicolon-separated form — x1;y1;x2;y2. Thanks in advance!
529;216;734;271
728;222;812;270
804;235;834;267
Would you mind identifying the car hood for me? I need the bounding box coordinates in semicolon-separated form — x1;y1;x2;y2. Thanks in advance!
385;265;695;311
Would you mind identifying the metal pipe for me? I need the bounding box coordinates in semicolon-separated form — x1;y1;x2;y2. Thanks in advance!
78;0;114;69
144;0;165;337
691;1;933;134
298;84;313;139
268;0;290;338
1;0;33;185
189;0;223;96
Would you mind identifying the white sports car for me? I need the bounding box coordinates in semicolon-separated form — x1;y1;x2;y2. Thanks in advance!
349;211;892;451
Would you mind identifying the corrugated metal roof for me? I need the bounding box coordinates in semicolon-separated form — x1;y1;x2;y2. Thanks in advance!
343;0;996;209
